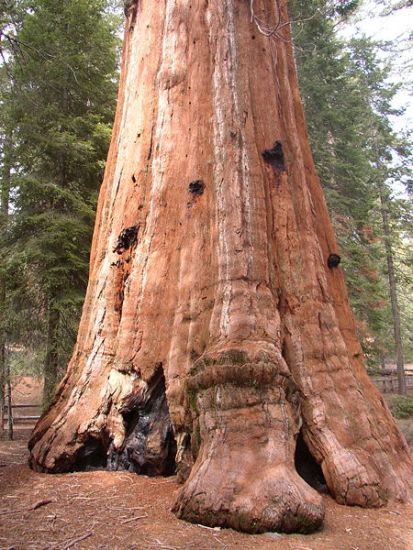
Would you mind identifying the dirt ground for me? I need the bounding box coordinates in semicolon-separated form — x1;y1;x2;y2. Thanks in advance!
1;429;412;550
1;379;412;549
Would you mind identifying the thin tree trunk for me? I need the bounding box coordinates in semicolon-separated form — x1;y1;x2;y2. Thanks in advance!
29;0;413;534
0;281;5;437
43;305;60;409
6;354;13;440
378;183;406;394
0;133;11;437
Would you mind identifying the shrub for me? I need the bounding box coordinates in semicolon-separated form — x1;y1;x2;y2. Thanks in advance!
390;395;413;419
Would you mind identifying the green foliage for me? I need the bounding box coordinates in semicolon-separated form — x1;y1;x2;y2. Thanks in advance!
289;0;413;366
0;0;121;397
374;0;413;15
0;0;24;58
9;347;44;378
389;395;413;418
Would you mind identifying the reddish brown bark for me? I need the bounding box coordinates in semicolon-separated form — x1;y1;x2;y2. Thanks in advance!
29;0;413;534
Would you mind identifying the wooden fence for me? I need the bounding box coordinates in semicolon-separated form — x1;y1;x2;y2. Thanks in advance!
1;404;41;440
1;376;411;440
373;375;413;394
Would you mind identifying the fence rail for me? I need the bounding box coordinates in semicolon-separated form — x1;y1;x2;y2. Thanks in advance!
373;375;413;393
1;404;41;431
1;376;411;441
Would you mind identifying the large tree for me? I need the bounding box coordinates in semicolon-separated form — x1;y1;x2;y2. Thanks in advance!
29;0;413;534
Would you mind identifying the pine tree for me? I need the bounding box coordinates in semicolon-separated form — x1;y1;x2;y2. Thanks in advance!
0;0;26;435
289;1;412;375
3;0;119;406
0;72;12;436
348;35;413;390
289;0;391;366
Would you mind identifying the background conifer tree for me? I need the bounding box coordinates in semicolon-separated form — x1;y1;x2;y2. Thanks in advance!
0;0;120;406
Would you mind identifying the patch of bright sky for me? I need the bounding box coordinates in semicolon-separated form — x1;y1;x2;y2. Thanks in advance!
339;1;412;197
340;1;412;132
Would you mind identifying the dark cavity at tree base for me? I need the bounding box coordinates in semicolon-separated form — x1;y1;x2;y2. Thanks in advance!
28;367;177;477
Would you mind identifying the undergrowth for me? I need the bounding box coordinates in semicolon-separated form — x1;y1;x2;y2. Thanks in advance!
390;395;413;419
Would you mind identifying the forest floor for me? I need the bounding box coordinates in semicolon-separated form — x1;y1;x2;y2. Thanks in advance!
1;378;413;549
1;428;412;550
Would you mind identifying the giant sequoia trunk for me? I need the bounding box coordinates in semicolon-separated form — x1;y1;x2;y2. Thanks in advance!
29;0;413;534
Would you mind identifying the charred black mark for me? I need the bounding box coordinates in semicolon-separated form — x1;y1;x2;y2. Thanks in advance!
70;369;177;476
108;365;177;476
132;174;136;183
327;253;341;269
188;180;205;196
110;259;122;268
113;225;139;255
147;132;153;160
262;141;286;172
295;430;328;494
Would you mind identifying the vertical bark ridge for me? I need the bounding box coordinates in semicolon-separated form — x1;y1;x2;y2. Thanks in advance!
174;0;325;532
272;2;413;504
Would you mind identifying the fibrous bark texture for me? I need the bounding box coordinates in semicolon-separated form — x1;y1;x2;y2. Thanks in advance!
29;0;413;534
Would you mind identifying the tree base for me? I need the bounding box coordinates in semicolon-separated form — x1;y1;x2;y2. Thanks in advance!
28;365;176;476
28;350;413;534
173;360;325;534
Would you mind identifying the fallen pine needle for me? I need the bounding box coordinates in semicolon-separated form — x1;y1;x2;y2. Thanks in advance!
213;535;227;548
154;541;177;550
0;507;26;516
111;506;145;511
59;532;93;550
32;499;53;510
197;524;221;531
121;513;148;525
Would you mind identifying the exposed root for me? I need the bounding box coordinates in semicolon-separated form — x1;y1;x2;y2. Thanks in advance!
174;366;324;534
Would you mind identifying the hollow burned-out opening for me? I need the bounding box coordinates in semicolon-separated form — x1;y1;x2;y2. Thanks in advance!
108;366;177;476
295;430;328;494
188;180;205;195
71;366;176;476
75;437;108;472
113;225;139;254
327;253;341;269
